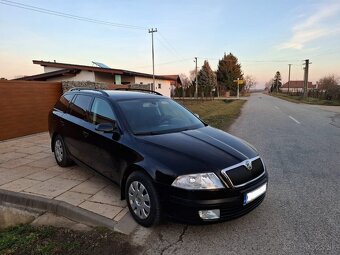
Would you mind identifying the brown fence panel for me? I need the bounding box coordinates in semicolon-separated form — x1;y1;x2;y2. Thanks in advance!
0;81;62;141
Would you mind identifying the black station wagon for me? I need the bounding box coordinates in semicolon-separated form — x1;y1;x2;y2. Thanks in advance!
48;88;268;227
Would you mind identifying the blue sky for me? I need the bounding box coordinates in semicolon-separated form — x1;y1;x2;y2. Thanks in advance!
1;0;340;87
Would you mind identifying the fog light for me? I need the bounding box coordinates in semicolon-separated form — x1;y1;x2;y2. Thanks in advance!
198;209;220;220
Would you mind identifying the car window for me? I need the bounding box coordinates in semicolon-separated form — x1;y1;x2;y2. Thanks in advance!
55;94;73;112
90;98;116;125
117;98;204;135
69;94;92;120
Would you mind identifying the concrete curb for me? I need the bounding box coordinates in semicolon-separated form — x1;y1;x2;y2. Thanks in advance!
0;188;118;231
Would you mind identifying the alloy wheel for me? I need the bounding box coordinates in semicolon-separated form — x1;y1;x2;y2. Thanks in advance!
54;139;63;162
128;181;151;219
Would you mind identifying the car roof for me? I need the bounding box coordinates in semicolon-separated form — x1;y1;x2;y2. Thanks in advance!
66;89;165;101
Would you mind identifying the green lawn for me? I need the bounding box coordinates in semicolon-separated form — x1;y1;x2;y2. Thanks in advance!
272;93;340;106
0;224;138;255
177;99;246;130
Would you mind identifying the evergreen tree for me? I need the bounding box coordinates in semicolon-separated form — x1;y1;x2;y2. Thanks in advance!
197;60;217;93
216;53;243;95
271;71;282;92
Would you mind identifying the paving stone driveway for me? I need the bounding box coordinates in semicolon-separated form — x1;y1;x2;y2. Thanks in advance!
0;132;129;222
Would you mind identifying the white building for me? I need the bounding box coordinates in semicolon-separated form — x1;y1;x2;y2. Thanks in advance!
281;81;316;92
16;60;181;97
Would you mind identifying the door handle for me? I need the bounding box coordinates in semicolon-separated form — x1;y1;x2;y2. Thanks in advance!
82;131;89;138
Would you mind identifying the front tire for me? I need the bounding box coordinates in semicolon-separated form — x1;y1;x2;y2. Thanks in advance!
53;135;72;167
125;172;161;227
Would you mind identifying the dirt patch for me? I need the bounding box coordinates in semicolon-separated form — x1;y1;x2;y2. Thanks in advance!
0;206;40;230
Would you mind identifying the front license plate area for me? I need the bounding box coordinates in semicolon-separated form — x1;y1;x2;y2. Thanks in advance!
243;183;267;205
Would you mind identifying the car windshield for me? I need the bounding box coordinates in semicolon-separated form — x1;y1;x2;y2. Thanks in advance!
117;98;205;135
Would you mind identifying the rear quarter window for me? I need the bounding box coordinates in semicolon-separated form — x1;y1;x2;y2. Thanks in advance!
55;94;73;112
69;95;92;120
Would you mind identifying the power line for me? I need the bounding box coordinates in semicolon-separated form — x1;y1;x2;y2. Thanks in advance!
158;32;181;58
0;0;147;30
131;58;192;69
196;56;302;63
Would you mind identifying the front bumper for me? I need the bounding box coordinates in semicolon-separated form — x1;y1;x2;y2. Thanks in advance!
157;172;268;224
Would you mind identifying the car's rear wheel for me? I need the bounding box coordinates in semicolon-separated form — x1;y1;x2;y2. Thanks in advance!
125;171;161;227
53;135;72;167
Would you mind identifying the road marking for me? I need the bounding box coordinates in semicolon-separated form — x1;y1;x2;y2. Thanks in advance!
274;106;279;110
289;116;301;124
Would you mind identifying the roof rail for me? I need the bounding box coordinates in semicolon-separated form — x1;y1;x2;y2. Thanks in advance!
68;87;109;97
114;88;163;96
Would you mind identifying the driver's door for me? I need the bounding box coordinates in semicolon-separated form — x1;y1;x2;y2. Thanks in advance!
85;97;121;182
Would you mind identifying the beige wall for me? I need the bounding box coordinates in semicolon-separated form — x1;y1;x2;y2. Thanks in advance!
134;77;171;97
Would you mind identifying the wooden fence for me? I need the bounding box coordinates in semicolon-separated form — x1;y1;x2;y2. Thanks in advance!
0;81;62;140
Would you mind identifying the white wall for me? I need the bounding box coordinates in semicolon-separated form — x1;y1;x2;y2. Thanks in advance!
44;67;63;73
46;70;95;82
134;76;171;97
281;88;313;92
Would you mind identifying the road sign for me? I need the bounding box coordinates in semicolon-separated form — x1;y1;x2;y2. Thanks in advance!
233;79;244;85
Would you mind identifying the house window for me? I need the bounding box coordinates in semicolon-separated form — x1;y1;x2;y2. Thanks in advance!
115;75;121;85
158;84;161;89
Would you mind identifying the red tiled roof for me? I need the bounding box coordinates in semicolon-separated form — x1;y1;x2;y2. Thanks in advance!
282;81;316;88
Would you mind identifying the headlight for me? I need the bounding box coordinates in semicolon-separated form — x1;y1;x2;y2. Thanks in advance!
171;173;225;190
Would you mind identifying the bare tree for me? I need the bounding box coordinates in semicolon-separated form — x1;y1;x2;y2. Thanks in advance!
179;73;191;89
265;79;274;91
317;74;340;100
243;75;257;92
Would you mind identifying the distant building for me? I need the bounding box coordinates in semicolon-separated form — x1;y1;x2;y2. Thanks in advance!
15;60;181;97
281;81;316;92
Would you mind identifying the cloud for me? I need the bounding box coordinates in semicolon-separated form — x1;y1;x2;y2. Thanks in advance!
279;2;340;50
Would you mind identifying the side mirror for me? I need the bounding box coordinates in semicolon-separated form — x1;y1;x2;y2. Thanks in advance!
95;122;116;133
194;113;200;118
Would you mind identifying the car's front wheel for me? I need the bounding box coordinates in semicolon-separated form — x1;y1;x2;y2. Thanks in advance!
53;135;72;167
125;171;161;227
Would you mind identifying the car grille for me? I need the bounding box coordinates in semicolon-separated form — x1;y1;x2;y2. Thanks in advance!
221;157;265;188
220;194;265;220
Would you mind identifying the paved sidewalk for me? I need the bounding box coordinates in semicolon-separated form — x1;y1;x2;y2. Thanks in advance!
0;133;131;228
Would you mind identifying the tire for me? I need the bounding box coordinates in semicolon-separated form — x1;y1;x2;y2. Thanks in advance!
125;171;161;227
53;135;72;167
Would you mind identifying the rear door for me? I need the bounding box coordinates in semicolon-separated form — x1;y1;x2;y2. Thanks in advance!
63;94;93;161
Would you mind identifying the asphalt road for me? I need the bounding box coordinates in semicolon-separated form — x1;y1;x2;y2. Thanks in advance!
138;93;340;255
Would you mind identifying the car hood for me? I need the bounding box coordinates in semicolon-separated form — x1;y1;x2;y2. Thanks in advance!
135;126;258;176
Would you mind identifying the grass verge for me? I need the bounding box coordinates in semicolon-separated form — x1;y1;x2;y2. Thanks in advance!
0;224;139;255
177;99;246;130
271;93;340;106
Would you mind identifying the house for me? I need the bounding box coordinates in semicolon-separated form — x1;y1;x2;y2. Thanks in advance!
16;60;181;97
281;81;316;92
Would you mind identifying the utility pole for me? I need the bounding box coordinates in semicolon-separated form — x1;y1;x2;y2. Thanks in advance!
237;78;240;99
303;59;310;98
148;28;157;91
194;57;198;99
288;64;291;94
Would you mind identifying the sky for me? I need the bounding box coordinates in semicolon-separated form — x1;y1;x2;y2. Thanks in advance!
1;0;340;88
